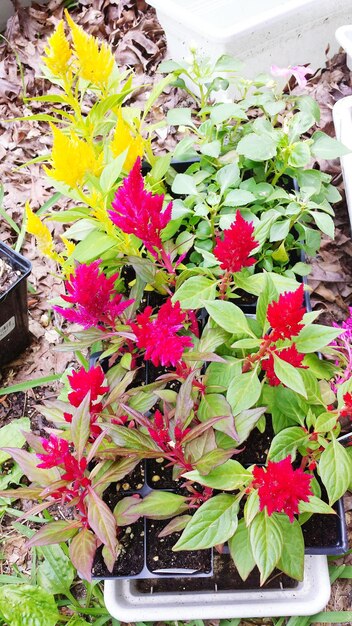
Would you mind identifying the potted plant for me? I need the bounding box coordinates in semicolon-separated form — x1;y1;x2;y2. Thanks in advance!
2;16;351;622
0;241;31;366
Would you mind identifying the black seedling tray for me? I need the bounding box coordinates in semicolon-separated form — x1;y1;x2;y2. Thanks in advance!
0;241;31;366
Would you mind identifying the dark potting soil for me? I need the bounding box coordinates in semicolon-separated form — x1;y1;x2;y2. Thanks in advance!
302;509;342;548
137;552;297;593
145;457;175;489
92;517;145;578
235;422;275;465
145;519;212;574
0;254;21;294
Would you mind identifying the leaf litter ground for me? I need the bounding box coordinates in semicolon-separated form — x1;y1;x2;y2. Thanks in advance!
0;1;351;622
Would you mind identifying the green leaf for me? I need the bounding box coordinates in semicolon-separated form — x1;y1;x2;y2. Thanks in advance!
70;394;91;461
237;133;278;161
225;189;256;206
173;494;239;550
183;460;252;491
235;407;267;444
311;131;350;159
0;584;59;626
172;173;198;195
197;393;237;440
72;231;116;263
0;418;30;464
216;162;240;194
273;353;307;398
295;325;342;353
200;140;221;158
37;544;75;595
249;511;283;584
268;427;309;462
269;219;290;242
204;300;252;336
133;491;187;519
310;211;335;238
298;495;336;515
210;103;246;124
277;517;304;581
288;142;311;168
173;276;216;309
228;519;255;581
319;438;352;505
100;151;126;193
167;107;193;126
227;370;262;414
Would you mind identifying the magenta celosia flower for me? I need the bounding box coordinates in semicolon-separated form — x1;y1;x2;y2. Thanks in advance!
213;211;258;273
262;345;306;386
54;260;133;329
37;434;70;469
147;410;170;449
109;157;173;269
130;298;193;367
270;64;313;88
252;457;313;522
267;285;306;342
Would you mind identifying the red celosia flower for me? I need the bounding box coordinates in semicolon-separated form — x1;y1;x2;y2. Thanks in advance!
148;410;170;449
252;456;313;522
267;285;306;341
37;434;70;469
340;392;352;419
54;260;133;329
130;298;193;367
67;365;109;410
213;211;258;273
109;157;172;265
262;345;306;386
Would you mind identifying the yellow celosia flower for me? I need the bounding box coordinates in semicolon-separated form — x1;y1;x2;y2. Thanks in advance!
42;20;71;78
25;202;60;262
110;111;144;171
44;124;103;188
65;11;114;88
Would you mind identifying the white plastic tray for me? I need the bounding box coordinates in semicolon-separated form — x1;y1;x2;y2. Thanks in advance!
148;0;352;76
104;555;330;621
332;95;352;227
336;25;352;68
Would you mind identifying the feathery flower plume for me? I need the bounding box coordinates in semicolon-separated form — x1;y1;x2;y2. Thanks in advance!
253;457;313;522
109;158;173;271
42;20;71;78
213;211;258;273
110;111;144;172
131;299;193;367
267;285;306;342
53;260;134;329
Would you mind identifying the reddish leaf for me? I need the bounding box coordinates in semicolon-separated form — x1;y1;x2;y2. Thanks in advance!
70;393;91;460
69;528;97;582
86;486;117;556
1;448;60;486
26;521;81;548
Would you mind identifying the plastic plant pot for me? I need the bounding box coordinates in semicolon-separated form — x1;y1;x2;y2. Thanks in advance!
104;554;331;621
335;25;352;69
148;0;350;77
0;241;31;366
332;95;352;228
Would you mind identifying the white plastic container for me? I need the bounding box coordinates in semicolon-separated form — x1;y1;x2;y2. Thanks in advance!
148;0;352;76
104;555;330;621
332;95;352;227
336;25;352;68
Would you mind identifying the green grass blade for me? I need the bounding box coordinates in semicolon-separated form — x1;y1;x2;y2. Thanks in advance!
0;374;61;396
311;611;352;623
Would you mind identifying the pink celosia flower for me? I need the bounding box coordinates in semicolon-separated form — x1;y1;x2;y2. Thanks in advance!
213;211;258;273
109;157;173;270
54;260;133;329
270;64;313;88
262;345;306;386
130;298;193;367
267;285;306;342
252;457;313;522
67;365;109;410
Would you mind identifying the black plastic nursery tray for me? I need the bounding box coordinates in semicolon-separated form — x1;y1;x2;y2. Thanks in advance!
92;467;213;581
0;241;31;366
